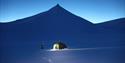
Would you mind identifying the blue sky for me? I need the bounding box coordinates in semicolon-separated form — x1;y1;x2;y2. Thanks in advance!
0;0;125;23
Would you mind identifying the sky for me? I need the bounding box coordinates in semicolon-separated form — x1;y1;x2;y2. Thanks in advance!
0;0;125;23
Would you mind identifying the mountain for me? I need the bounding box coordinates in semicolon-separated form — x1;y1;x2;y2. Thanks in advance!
94;18;125;47
96;18;125;30
0;4;125;49
0;4;93;48
0;4;125;63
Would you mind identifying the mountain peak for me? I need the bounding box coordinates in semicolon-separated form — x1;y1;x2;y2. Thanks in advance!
54;4;63;8
48;4;68;13
56;4;61;7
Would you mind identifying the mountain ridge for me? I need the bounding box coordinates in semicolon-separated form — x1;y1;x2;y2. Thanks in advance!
0;4;92;25
0;4;125;25
0;4;125;48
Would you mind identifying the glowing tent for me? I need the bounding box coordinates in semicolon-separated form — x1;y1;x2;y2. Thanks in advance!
52;42;67;50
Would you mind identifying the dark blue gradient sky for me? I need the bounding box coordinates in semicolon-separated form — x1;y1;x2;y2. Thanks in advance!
0;0;125;23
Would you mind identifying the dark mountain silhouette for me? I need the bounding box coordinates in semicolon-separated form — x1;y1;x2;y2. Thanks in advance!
96;18;125;30
0;4;125;49
94;18;125;47
0;5;125;63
